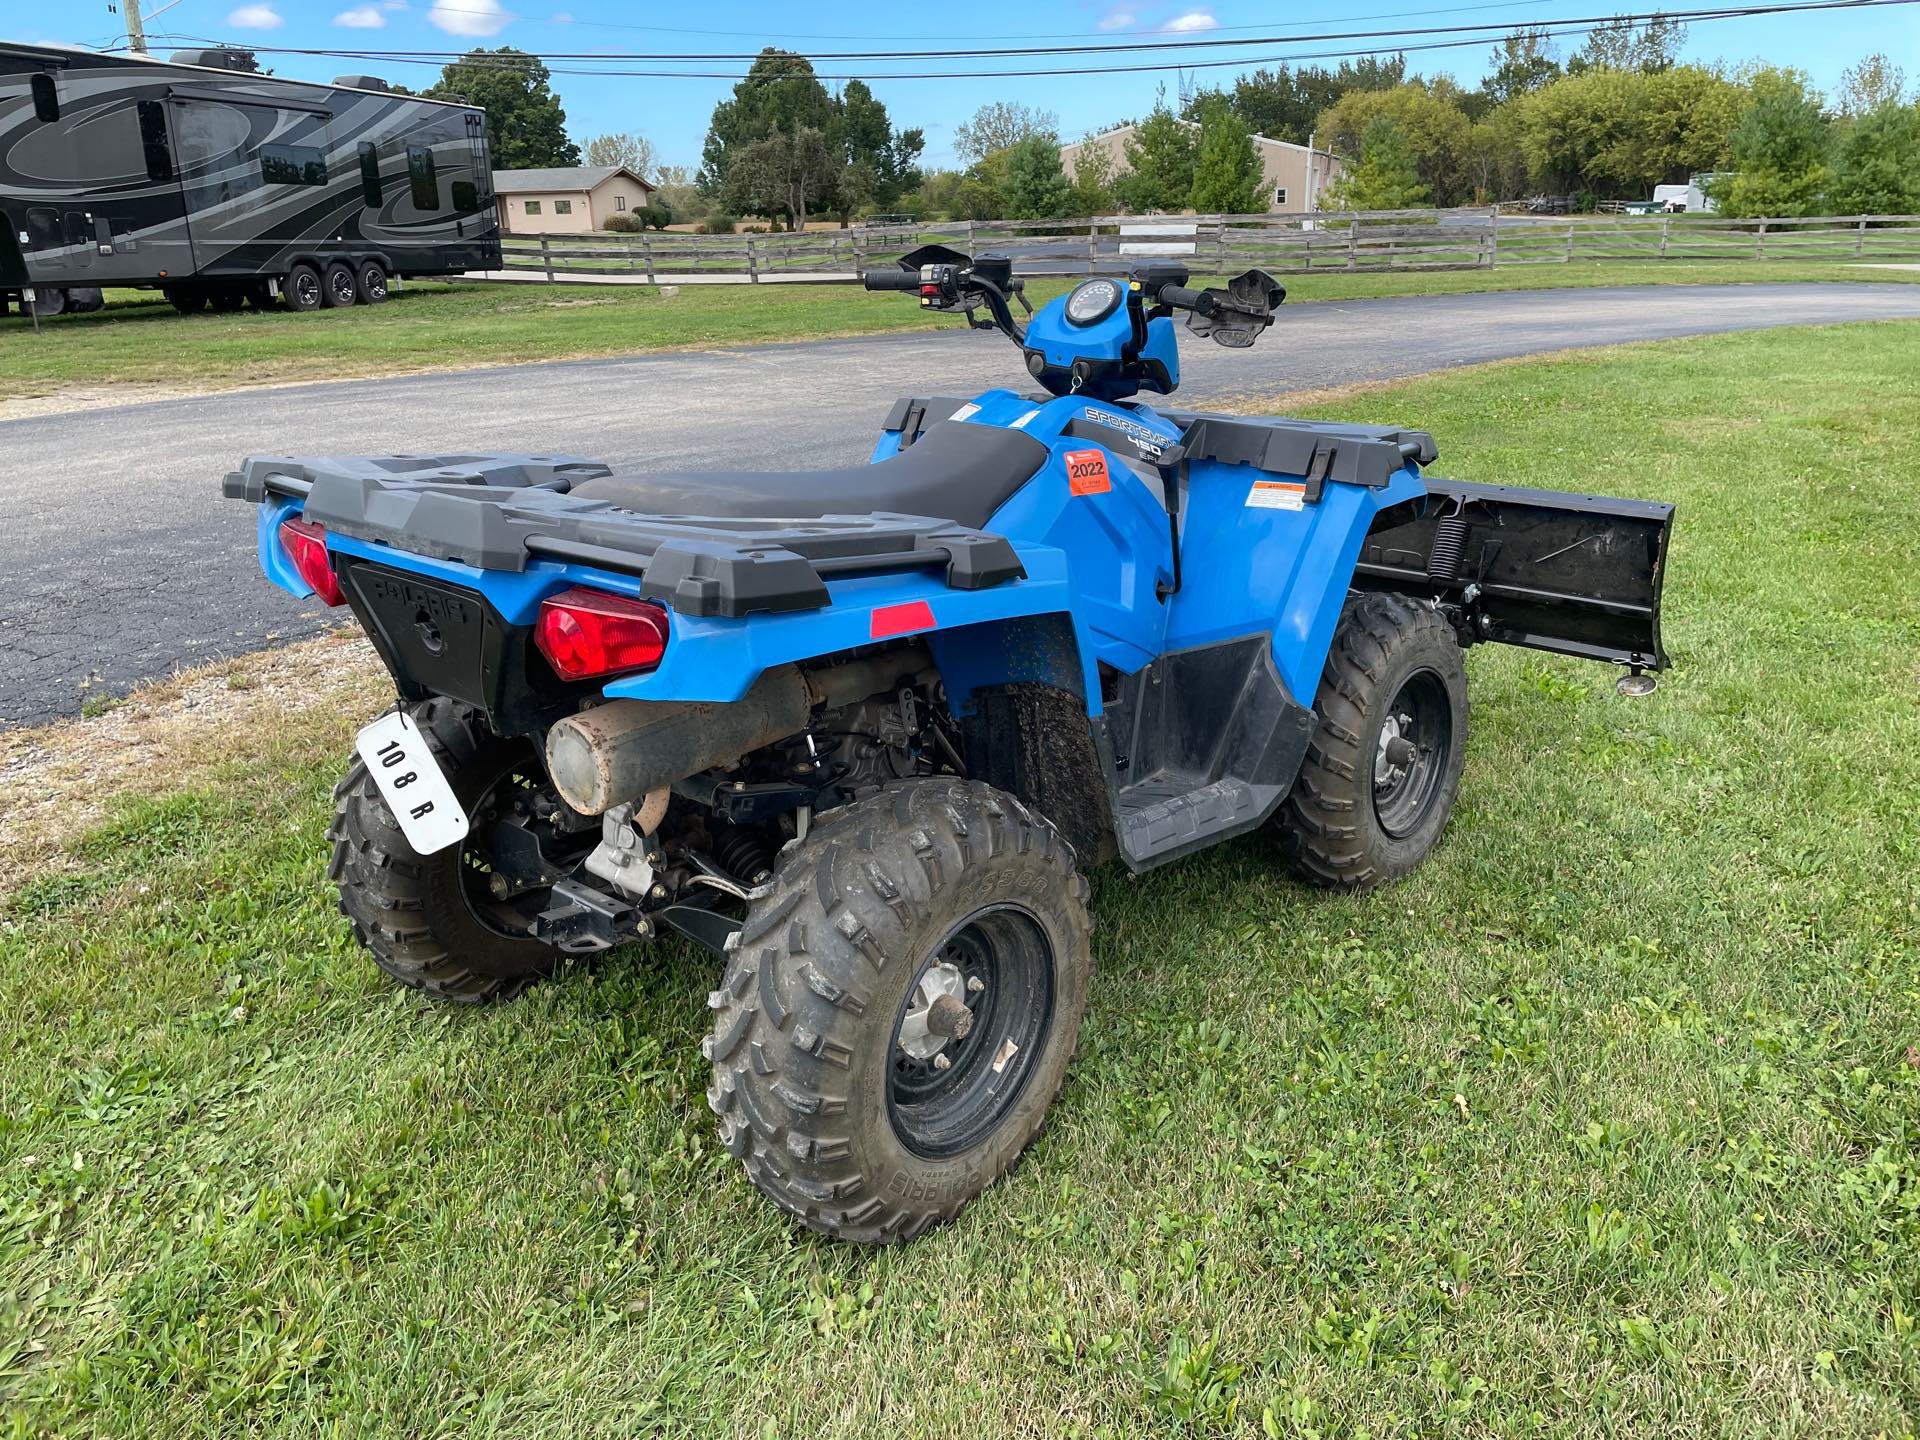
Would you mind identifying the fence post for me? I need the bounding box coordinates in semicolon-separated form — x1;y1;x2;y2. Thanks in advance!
966;219;977;253
1087;223;1098;276
541;234;553;283
642;236;655;285
748;235;760;284
853;227;866;277
1659;215;1670;260
1486;204;1498;269
1856;216;1867;257
1346;221;1358;272
1564;223;1574;263
1754;220;1767;261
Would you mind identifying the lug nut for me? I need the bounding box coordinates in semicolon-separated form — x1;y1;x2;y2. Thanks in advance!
933;1053;952;1071
966;976;985;994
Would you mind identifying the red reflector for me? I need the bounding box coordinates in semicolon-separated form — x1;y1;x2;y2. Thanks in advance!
278;517;344;606
870;600;935;639
536;587;670;681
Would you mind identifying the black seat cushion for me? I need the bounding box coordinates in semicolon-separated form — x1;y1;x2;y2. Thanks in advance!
566;421;1050;530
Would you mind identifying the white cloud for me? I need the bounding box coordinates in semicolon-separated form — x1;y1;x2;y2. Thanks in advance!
1096;8;1137;29
428;0;511;36
226;4;284;28
334;5;386;26
1163;10;1218;31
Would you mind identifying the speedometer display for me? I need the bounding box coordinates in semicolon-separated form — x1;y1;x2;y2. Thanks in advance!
1064;278;1123;326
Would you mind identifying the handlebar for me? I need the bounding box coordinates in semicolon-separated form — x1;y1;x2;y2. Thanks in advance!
1156;284;1216;316
862;268;924;292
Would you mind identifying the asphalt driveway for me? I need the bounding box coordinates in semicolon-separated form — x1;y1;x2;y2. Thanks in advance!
6;281;1920;726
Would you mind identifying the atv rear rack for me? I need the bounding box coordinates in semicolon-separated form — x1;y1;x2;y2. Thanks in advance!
224;453;1026;620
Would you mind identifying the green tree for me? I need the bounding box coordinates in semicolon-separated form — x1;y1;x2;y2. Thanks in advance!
952;173;1004;220
1188;99;1266;214
1570;14;1688;74
1001;134;1073;218
426;49;577;169
1323;118;1429;211
1828;102;1920;213
836;79;924;206
583;132;656;176
1206;55;1406;144
1710;70;1833;216
719;126;840;231
1482;28;1561;107
701;50;835;194
1507;65;1742;198
952;102;1058;164
1067;139;1118;217
1836;54;1907;116
1117;101;1197;212
1319;83;1476;206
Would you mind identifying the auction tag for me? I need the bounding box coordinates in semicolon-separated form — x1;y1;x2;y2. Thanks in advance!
353;710;469;855
1246;479;1307;511
1064;448;1112;496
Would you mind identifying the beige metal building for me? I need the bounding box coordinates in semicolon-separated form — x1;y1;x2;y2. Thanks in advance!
492;165;658;234
1061;122;1345;213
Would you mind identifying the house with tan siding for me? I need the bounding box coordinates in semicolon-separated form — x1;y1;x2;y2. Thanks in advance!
492;165;657;234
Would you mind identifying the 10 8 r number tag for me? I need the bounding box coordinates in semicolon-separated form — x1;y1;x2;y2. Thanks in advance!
353;711;470;855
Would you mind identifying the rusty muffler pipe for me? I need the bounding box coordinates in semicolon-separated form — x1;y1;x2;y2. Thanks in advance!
545;645;933;815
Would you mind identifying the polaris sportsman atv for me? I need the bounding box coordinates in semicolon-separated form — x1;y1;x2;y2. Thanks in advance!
226;248;1674;1243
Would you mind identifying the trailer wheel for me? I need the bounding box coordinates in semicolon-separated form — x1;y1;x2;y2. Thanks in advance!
66;287;105;315
1276;592;1468;892
164;287;205;316
328;698;565;1004
356;261;389;304
26;287;68;318
287;264;324;312
322;262;359;309
245;279;278;311
208;286;246;313
706;779;1093;1244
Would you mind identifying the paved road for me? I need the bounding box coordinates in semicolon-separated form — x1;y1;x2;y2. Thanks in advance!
6;282;1920;726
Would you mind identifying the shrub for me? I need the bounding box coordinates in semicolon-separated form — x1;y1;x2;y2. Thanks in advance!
602;213;643;233
701;215;737;234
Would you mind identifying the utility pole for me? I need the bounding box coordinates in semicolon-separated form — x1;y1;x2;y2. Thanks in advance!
120;0;149;54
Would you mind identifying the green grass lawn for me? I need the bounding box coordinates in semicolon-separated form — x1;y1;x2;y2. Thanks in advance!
4;322;1920;1437
4;260;1917;403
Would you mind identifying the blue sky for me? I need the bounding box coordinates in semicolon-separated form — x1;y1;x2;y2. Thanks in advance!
32;0;1920;169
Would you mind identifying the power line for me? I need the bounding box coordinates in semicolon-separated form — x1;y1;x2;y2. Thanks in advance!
192;0;1899;62
105;0;1911;83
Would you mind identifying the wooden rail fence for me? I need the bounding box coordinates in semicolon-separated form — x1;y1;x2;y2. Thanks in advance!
487;209;1920;285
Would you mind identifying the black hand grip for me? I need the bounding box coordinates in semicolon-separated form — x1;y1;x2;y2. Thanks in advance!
1157;284;1216;315
863;267;924;292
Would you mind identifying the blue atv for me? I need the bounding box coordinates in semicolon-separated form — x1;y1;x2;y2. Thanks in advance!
227;249;1673;1242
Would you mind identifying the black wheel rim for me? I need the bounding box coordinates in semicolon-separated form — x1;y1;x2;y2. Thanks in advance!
294;273;319;306
365;272;386;299
885;905;1056;1160
1372;668;1454;839
329;271;356;303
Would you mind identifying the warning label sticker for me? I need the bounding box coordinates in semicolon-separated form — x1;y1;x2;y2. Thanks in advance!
1064;448;1112;496
1246;480;1307;511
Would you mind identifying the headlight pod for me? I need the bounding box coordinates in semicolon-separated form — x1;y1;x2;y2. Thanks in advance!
1064;278;1123;327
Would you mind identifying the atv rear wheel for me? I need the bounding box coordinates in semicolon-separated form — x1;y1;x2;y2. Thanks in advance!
328;698;564;1002
1277;592;1468;892
705;779;1093;1243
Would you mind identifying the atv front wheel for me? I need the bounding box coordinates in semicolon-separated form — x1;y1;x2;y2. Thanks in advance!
705;779;1093;1243
328;698;565;1002
1277;592;1468;891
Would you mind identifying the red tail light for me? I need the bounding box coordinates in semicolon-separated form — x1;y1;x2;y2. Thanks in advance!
536;587;670;681
279;517;344;606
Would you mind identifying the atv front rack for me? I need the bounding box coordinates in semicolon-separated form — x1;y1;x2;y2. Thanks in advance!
224;454;1026;619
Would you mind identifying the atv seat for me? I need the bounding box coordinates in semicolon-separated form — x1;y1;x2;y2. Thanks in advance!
566;421;1050;530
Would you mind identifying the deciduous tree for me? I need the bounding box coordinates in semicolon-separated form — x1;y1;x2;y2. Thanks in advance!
1709;70;1833;216
583;132;656;176
1828;102;1919;212
1117;100;1197;211
1188;99;1266;213
953;102;1058;164
1323;118;1429;210
1002;134;1073;218
427;49;577;169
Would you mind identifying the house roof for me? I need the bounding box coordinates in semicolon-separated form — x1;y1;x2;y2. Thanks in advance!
491;165;654;195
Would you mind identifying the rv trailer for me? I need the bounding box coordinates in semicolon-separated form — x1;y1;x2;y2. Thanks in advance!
1;42;500;319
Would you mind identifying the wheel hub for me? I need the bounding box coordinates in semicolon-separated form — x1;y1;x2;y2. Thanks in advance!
1374;713;1419;786
896;961;972;1060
